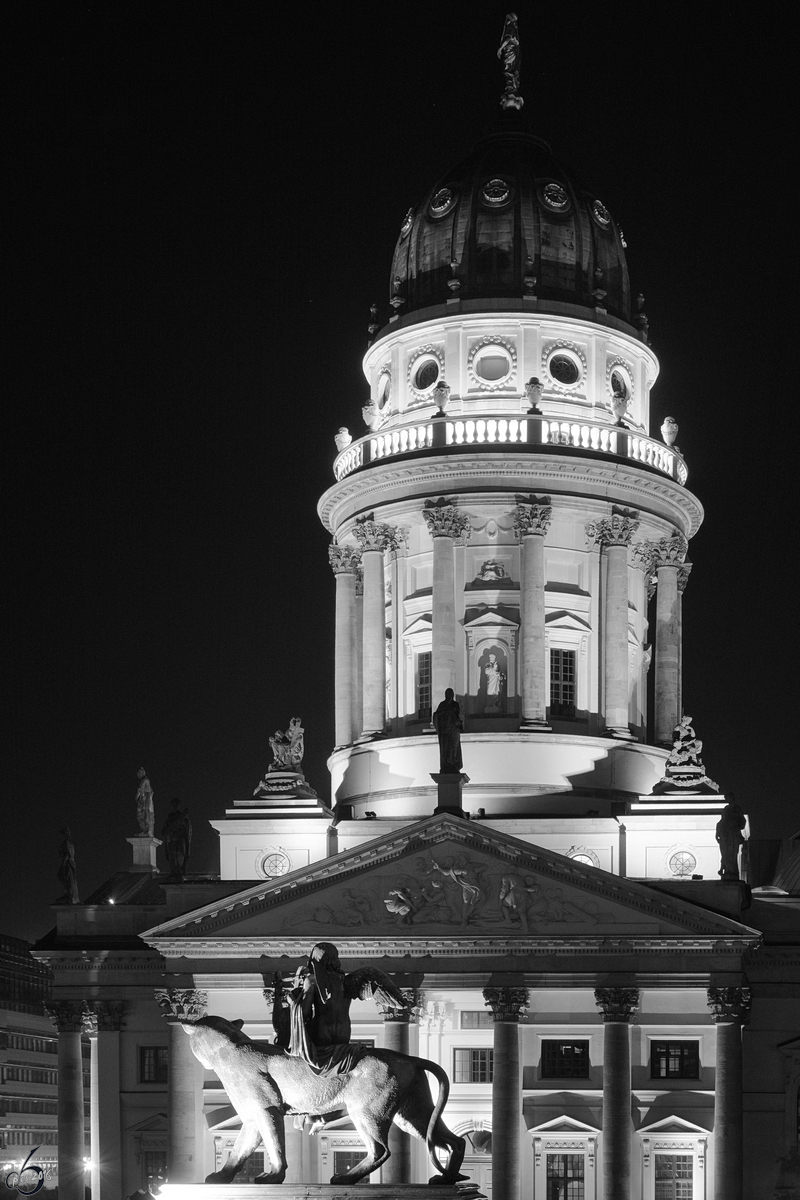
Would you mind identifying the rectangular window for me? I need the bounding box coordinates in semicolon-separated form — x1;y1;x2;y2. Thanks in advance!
546;1153;584;1200
550;649;577;717
541;1040;590;1079
417;651;432;722
453;1048;493;1083
139;1046;169;1084
143;1151;168;1186
650;1041;699;1080
460;1011;493;1029
655;1154;693;1199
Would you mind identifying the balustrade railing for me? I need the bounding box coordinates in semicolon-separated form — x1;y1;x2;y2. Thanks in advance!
333;415;686;485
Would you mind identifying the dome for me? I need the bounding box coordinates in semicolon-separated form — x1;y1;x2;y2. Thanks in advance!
390;117;633;328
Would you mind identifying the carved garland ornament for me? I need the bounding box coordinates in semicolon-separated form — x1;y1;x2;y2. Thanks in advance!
467;336;517;392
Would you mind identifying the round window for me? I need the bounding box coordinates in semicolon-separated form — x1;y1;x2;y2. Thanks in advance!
400;208;413;238
669;850;697;878
592;199;611;227
570;853;595;866
482;177;512;206
377;372;392;410
429;187;456;218
539;181;570;212
414;358;440;392
476;352;511;382
610;369;629;400
548;353;580;386
258;850;292;879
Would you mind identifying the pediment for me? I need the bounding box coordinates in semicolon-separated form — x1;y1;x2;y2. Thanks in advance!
141;815;760;958
638;1115;710;1136
463;610;519;630
528;1115;600;1135
128;1113;167;1133
545;610;591;631
403;615;432;638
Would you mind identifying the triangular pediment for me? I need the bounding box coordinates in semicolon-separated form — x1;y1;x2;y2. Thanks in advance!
402;615;432;637
638;1115;710;1136
463;610;519;629
527;1115;600;1135
128;1113;167;1133
141;814;760;959
545;610;591;631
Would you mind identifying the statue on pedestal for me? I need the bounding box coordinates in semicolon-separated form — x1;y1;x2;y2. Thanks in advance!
433;689;464;773
135;767;155;837
161;798;192;878
716;800;746;881
268;718;304;772
56;827;79;904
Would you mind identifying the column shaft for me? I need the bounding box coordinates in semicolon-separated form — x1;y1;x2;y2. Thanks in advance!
521;533;547;725
95;1031;122;1200
602;1021;632;1200
382;1021;411;1182
491;1021;522;1200
354;586;364;738
90;1036;100;1200
655;563;680;745
57;1030;86;1200
431;536;456;702
333;569;356;745
714;1022;744;1200
361;549;386;735
167;1020;202;1183
604;544;631;735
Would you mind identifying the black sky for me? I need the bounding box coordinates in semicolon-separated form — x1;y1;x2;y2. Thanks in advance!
4;3;795;941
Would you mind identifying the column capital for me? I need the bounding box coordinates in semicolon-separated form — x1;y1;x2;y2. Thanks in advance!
513;494;552;538
376;988;422;1022
155;987;208;1022
328;543;362;574
483;985;529;1022
707;986;751;1024
353;512;403;553
45;1000;89;1032
89;1000;126;1031
422;497;471;543
594;986;640;1022
677;562;693;593
585;508;640;548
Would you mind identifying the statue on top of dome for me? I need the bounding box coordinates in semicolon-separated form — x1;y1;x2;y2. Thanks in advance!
498;13;523;111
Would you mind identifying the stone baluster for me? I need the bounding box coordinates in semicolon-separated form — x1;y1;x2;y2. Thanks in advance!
595;987;639;1200
46;1001;89;1200
155;988;208;1184
87;1002;125;1200
586;511;640;738
677;563;692;724
514;496;552;728
483;985;529;1200
377;989;421;1183
328;543;362;747
707;986;750;1200
353;515;401;737
423;499;471;703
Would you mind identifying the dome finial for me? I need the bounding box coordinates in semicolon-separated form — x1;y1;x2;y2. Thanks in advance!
498;13;523;110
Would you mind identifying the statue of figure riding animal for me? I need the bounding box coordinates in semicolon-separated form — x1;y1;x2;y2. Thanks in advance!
183;1014;467;1185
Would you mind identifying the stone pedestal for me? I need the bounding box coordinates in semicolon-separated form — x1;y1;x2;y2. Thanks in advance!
126;835;162;871
431;772;469;817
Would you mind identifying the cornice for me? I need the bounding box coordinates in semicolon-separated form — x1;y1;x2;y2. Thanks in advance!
318;455;703;537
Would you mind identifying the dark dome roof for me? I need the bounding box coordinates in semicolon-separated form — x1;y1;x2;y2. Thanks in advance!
390;120;633;326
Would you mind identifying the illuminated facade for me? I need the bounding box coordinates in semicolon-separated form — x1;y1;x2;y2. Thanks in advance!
31;30;800;1200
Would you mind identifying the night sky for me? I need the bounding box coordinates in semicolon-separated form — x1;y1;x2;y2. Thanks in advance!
5;4;794;942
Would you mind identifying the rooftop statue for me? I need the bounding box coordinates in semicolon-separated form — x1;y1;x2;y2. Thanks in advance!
716;800;747;881
135;767;155;837
433;688;464;773
56;827;79;904
268;717;304;772
161;797;192;879
654;715;719;794
498;12;523;110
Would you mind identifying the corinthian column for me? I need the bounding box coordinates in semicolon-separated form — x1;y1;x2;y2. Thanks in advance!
514;496;552;728
155;988;208;1184
595;987;639;1200
46;1001;88;1200
586;510;640;738
423;499;470;703
328;543;362;747
677;563;692;725
354;515;401;737
87;1001;125;1200
707;987;750;1200
484;985;529;1200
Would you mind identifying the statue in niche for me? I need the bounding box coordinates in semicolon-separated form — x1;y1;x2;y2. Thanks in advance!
268;718;304;772
433;688;464;773
716;800;746;881
56;827;79;904
135;767;155;837
161;797;192;878
483;651;506;713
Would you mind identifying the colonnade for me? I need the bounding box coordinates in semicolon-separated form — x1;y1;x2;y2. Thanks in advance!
48;983;749;1199
329;502;691;745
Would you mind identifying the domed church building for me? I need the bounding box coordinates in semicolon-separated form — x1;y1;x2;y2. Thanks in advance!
32;17;800;1200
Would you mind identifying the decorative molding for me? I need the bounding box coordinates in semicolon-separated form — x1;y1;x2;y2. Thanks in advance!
594;986;640;1022
585;509;640;549
352;513;402;553
154;987;208;1022
328;543;362;574
422;497;471;542
483;985;529;1022
706;986;751;1024
513;494;552;539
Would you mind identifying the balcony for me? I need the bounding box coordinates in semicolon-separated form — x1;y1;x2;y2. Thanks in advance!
333;415;687;485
